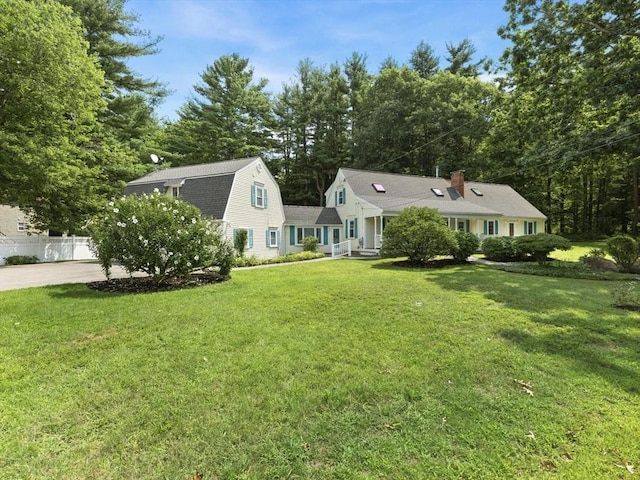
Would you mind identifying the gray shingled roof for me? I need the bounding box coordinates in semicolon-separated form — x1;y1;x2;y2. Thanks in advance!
127;157;257;185
124;158;259;219
341;168;546;219
283;206;342;225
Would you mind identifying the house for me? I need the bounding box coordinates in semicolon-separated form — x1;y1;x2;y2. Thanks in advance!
0;205;46;236
124;157;285;259
282;205;343;255
325;168;547;252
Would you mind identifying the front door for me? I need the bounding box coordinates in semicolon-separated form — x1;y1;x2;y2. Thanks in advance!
509;222;515;236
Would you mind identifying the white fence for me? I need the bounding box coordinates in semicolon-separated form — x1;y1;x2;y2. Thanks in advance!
0;236;96;265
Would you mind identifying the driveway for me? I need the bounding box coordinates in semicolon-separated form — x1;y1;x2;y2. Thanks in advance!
0;257;334;292
0;260;136;292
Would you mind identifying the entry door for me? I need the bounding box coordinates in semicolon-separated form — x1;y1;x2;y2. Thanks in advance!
332;228;340;244
509;223;515;236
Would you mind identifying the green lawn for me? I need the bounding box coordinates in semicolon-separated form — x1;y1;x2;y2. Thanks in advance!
1;258;639;479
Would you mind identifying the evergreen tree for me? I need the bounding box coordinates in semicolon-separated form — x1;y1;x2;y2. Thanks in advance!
164;54;275;166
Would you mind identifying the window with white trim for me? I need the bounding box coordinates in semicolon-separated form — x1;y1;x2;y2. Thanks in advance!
267;228;279;247
336;188;345;206
348;220;356;238
487;221;495;235
255;184;265;208
525;221;536;235
297;227;322;245
17;222;27;232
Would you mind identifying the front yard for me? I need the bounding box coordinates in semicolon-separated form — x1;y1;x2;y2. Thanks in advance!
1;257;638;478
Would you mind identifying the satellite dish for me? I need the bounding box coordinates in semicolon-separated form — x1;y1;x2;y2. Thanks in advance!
150;154;160;164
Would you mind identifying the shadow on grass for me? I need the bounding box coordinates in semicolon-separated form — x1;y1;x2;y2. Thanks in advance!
45;283;128;299
413;262;640;395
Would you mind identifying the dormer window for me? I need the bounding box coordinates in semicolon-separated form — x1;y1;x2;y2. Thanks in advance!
164;178;185;197
372;183;386;193
431;188;444;197
471;188;483;196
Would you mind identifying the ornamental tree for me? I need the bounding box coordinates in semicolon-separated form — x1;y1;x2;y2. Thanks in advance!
87;192;234;283
380;207;456;264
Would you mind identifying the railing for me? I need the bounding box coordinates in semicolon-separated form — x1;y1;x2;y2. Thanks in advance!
331;240;351;258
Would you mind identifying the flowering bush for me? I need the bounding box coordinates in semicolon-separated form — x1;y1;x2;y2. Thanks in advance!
87;192;234;283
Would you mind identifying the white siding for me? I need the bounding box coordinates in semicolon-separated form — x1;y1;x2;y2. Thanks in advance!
223;159;285;259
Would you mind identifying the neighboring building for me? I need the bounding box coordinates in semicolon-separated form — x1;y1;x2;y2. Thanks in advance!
0;205;46;236
325;168;547;252
124;157;285;259
282;205;343;255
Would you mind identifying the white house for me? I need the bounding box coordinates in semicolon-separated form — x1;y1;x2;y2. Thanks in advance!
125;157;285;259
325;168;547;253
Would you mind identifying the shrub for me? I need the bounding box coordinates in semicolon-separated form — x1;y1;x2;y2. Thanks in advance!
87;192;234;283
234;229;248;257
380;207;456;264
481;236;523;262
612;282;640;308
302;236;319;252
4;255;39;265
452;231;480;263
514;233;571;265
606;235;640;273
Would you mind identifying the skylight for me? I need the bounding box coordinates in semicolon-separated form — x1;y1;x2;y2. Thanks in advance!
372;183;386;193
470;187;484;196
431;187;444;197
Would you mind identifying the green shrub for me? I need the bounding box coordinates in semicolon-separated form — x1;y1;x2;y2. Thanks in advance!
234;229;248;257
87;192;234;283
302;236;319;252
514;233;571;265
452;231;480;263
481;236;523;262
611;282;640;308
606;235;640;273
4;255;39;265
380;207;456;264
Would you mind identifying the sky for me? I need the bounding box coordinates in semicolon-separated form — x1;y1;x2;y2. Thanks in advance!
125;0;511;121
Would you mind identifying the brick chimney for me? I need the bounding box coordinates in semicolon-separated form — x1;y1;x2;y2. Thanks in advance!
451;170;465;197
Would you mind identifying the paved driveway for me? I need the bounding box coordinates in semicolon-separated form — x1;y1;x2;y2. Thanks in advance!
0;261;136;291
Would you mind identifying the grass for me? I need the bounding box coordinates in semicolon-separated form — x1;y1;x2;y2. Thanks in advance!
1;258;639;479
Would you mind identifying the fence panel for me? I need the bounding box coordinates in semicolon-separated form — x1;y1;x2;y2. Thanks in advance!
0;236;96;265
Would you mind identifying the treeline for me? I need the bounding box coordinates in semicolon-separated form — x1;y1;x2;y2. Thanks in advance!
1;0;638;237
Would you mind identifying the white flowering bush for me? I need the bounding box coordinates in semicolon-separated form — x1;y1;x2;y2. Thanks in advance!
87;192;234;283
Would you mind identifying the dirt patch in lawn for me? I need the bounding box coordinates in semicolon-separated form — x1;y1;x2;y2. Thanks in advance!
87;273;229;293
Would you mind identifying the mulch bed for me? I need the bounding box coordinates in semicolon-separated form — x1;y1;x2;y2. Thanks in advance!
87;273;229;293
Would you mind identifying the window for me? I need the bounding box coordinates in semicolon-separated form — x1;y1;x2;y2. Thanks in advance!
169;186;180;197
17;222;27;232
431;187;444;197
336;187;346;206
524;221;537;235
349;220;357;238
251;184;267;208
457;221;466;232
267;228;279;247
297;227;322;245
484;220;499;235
372;183;386;193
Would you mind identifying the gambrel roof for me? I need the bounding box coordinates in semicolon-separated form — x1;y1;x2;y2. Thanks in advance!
339;168;546;219
124;157;258;219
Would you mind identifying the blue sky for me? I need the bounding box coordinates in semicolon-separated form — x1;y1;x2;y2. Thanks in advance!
125;0;510;121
